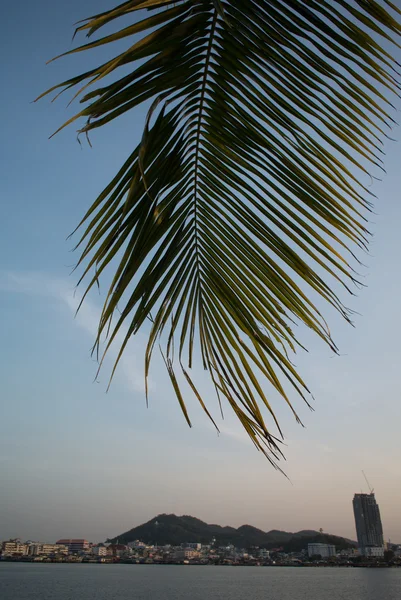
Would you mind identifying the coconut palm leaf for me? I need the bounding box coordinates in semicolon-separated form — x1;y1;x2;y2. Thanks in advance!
39;0;401;467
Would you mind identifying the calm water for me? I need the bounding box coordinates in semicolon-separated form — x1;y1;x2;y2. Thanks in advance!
1;563;401;600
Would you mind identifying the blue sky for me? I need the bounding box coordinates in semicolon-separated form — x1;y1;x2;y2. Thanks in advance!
1;1;401;544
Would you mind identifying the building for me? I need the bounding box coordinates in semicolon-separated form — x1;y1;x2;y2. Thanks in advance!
353;493;384;556
182;542;202;551
56;539;89;554
307;543;336;558
107;544;127;557
173;549;200;561
92;544;107;557
29;543;68;556
339;548;359;558
128;540;146;549
1;540;28;556
365;546;384;558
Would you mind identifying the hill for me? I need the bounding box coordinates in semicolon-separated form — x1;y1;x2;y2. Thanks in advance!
109;514;356;551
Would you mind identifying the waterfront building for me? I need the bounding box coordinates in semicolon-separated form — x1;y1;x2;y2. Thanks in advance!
364;546;384;557
107;543;127;557
29;543;68;556
56;539;89;554
92;544;107;557
173;548;200;560
352;493;384;556
1;540;29;556
307;543;336;558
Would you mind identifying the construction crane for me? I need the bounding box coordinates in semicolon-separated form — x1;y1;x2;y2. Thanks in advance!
362;470;374;494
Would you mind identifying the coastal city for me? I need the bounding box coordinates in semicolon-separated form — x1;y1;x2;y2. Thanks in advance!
1;537;401;567
2;492;400;568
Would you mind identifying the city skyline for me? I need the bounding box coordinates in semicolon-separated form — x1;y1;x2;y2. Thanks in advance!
2;495;399;546
1;0;401;545
2;508;400;565
6;536;399;567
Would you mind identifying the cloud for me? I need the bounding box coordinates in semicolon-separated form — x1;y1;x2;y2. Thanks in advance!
0;270;145;393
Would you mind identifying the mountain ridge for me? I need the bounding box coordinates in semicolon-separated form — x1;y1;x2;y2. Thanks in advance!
109;514;356;551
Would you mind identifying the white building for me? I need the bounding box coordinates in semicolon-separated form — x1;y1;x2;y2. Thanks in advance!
364;546;384;558
92;544;107;557
308;543;336;558
29;543;68;556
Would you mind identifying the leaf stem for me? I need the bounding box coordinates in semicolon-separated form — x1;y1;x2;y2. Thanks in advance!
191;8;218;364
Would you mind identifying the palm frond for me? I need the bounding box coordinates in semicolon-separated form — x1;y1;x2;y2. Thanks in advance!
39;0;401;467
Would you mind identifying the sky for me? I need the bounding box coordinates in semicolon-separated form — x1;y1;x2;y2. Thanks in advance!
1;1;401;544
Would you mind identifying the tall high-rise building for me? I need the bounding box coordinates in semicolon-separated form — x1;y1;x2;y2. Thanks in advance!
353;493;384;555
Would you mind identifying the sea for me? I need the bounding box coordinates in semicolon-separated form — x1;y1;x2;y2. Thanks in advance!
1;563;401;600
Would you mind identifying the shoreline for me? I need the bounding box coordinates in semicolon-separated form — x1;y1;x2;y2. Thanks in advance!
1;559;400;569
